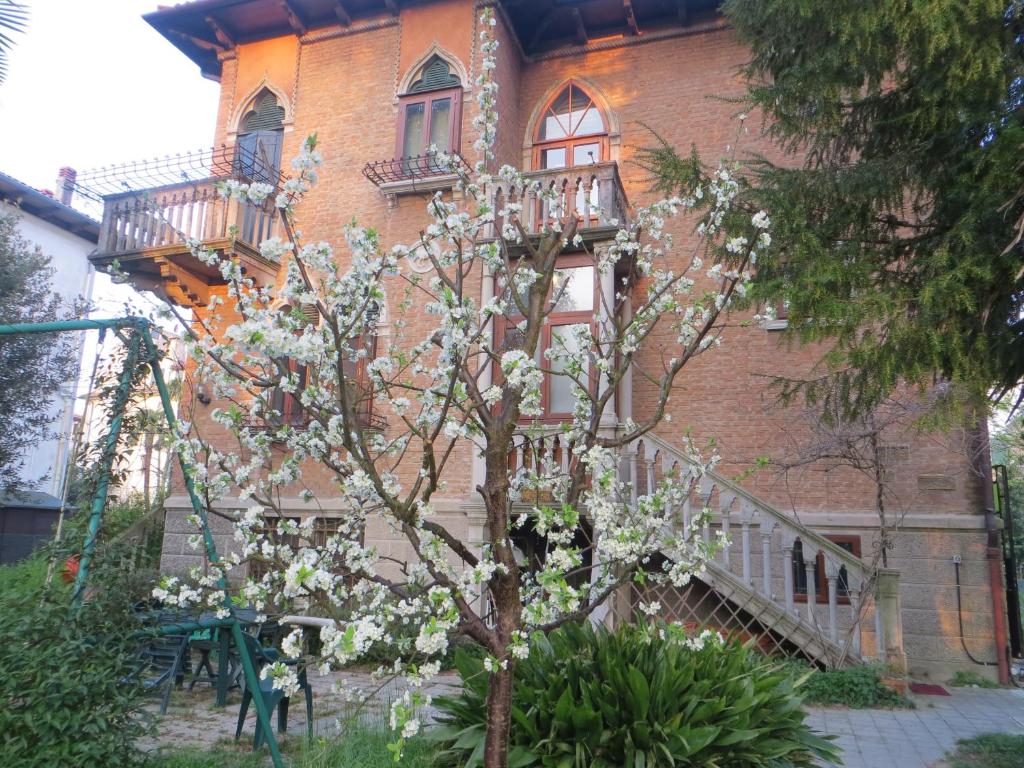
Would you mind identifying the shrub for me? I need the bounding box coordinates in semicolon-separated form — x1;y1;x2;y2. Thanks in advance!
431;620;839;768
0;554;151;767
787;662;912;709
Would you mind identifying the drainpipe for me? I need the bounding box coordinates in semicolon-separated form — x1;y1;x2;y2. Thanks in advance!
973;421;1011;684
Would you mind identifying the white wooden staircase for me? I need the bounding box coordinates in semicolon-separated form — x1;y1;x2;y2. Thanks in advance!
614;432;898;668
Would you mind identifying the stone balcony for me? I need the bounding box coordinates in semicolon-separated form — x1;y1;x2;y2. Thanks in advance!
483;161;630;247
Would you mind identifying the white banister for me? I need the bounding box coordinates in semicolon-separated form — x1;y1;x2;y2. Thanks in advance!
804;557;817;621
741;522;752;585
783;544;795;615
825;565;839;642
760;520;775;598
850;588;863;658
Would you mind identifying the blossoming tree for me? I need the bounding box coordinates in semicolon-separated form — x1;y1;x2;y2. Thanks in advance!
154;10;773;767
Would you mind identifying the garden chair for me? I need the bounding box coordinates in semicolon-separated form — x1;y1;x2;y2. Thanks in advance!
137;633;190;715
233;630;313;749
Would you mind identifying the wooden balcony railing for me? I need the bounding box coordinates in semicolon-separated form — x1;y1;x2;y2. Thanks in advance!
97;179;282;258
483;161;629;242
90;178;283;308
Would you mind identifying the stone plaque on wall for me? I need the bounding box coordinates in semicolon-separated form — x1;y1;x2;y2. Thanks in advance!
917;474;956;491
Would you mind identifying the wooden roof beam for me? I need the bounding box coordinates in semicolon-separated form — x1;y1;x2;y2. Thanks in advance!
623;0;639;35
333;0;352;26
571;7;587;46
528;8;556;50
280;0;308;36
677;0;689;26
168;30;225;54
204;15;236;48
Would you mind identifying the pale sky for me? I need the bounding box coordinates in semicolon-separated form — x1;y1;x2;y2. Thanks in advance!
0;0;219;192
0;1;218;398
0;0;218;318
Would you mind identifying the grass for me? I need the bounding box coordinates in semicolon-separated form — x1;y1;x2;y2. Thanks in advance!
948;670;1000;689
946;733;1024;768
148;724;436;768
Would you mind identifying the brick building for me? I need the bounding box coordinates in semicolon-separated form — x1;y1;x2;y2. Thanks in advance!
85;0;1012;682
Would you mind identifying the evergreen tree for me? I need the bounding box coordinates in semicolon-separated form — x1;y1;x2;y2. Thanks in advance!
0;210;81;491
648;0;1024;418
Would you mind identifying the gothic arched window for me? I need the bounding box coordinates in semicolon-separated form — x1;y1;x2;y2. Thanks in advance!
532;82;608;170
397;55;463;161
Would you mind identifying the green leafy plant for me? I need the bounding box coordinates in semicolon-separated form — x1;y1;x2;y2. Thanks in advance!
0;554;151;767
946;733;1024;768
431;620;838;767
948;670;1000;689
782;661;912;709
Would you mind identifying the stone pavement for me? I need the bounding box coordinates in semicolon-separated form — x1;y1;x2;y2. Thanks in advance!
805;687;1024;768
141;668;460;756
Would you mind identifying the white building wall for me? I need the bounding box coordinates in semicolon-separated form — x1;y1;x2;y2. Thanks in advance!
4;201;96;496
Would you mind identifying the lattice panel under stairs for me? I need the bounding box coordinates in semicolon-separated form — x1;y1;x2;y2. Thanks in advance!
617;576;832;667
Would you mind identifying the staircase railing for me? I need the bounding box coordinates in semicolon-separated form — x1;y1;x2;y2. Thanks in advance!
615;431;902;665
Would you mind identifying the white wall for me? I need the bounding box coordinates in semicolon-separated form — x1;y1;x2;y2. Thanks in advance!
4;201;96;496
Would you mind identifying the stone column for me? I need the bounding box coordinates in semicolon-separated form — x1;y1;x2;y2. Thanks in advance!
876;568;906;672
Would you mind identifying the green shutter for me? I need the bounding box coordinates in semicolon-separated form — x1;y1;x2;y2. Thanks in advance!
408;56;461;93
241;91;285;133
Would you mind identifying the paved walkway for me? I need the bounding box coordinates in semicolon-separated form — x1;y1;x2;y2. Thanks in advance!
806;687;1024;768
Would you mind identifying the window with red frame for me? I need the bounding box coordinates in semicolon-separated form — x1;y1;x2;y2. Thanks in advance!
397;56;462;164
269;359;309;428
532;82;608;170
497;257;597;421
793;535;861;604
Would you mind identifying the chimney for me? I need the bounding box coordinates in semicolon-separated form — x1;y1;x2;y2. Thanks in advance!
56;167;76;206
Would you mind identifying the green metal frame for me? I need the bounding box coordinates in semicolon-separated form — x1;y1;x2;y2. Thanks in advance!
0;317;286;768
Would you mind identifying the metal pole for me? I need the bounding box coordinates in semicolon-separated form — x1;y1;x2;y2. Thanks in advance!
71;328;143;608
0;317;287;767
0;318;149;335
139;326;285;768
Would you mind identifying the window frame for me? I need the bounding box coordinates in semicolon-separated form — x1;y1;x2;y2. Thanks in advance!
396;87;463;160
494;254;599;423
269;358;310;428
531;81;609;170
793;534;862;605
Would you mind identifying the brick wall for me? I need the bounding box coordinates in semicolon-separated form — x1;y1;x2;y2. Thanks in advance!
161;4;999;678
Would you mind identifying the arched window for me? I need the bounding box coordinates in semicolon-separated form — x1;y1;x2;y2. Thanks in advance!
236;90;284;182
235;90;284;243
397;55;463;161
533;82;607;170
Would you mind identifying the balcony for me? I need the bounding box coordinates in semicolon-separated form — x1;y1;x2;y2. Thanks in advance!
362;152;472;204
78;146;284;309
483;161;630;247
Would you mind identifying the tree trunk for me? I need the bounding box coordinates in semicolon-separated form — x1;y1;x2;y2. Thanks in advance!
483;662;515;768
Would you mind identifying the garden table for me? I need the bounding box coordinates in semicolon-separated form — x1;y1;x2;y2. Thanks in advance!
200;608;283;706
